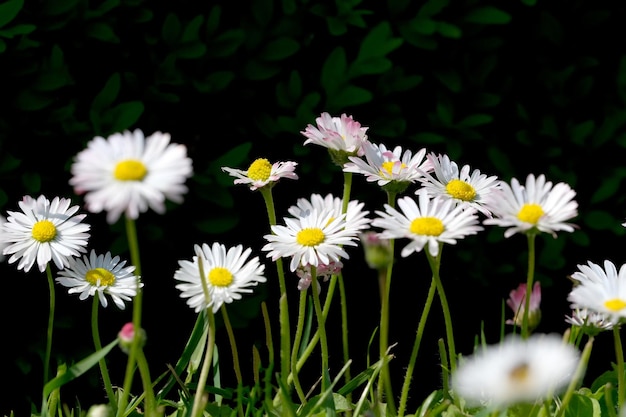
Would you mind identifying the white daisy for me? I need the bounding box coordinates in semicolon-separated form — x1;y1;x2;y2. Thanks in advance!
301;112;369;156
1;195;90;272
417;153;500;217
567;260;626;324
343;141;432;190
371;190;483;257
262;208;361;272
222;158;298;191
287;193;370;233
565;308;615;335
174;242;266;313
451;333;580;409
0;215;8;262
70;129;193;224
483;173;578;238
56;250;140;309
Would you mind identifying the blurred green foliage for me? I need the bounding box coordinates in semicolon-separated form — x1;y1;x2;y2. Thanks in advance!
2;0;626;412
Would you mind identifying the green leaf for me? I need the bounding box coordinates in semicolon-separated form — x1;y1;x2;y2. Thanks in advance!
0;0;23;28
0;23;35;38
349;56;392;77
570;120;595;145
457;113;492;127
102;101;144;133
590;174;623;204
563;392;601;417
357;21;403;61
433;69;461;92
161;13;181;45
15;89;54;110
436;21;462;38
181;14;203;42
583;210;620;231
418;0;449;17
251;0;273;27
321;46;347;95
41;0;79;16
465;6;512;25
86;22;120;43
329;84;372;108
208;29;245;58
243;59;280;80
177;42;207;59
486;146;514;176
193;71;234;93
414;132;446;144
206;5;221;37
211;142;252;172
260;36;299;61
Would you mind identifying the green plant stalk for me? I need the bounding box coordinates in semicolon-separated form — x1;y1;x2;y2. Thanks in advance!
91;297;117;412
310;266;329;392
260;186;291;391
44;264;55;392
397;276;437;417
220;305;245;417
135;346;156;415
117;216;144;416
521;232;536;339
261;302;275;404
191;309;216;417
340;171;354;396
290;290;308;404
426;245;457;373
377;190;397;413
555;337;594;417
614;326;625;410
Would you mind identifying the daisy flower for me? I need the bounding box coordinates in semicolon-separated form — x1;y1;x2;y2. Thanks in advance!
1;195;90;272
343;141;432;192
567;259;626;324
371;190;483;257
483;173;578;238
451;333;580;409
70;129;193;224
0;215;8;262
222;158;298;191
301;112;369;158
417;153;500;217
565;308;615;336
262;207;361;272
287;193;370;233
174;242;266;313
56;250;140;309
506;281;542;330
295;260;343;291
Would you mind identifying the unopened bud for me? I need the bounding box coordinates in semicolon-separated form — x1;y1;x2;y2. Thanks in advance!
360;232;393;270
118;322;146;354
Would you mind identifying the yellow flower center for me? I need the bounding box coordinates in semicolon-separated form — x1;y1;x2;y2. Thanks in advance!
446;179;476;201
380;161;406;176
208;267;233;287
247;158;272;181
86;268;116;286
509;362;530;383
32;220;57;242
604;298;626;312
297;228;325;246
517;203;544;224
114;159;147;181
409;217;444;236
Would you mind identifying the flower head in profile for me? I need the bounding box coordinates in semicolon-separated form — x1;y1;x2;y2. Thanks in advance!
451;333;580;409
483;174;578;238
174;242;266;313
506;281;542;331
295;260;343;291
262;207;361;272
56;250;140;309
287;193;370;234
1;195;90;272
222;158;298;191
343;141;432;194
70;129;193;224
0;215;8;262
565;308;615;336
301;112;369;165
567;260;626;324
372;191;483;257
417;153;500;217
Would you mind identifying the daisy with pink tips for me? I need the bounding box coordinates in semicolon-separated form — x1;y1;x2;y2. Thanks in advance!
222;158;298;191
301;112;369;157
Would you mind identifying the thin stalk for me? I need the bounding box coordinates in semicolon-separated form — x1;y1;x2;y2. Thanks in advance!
191;309;216;417
521;232;536;339
135;347;156;415
426;245;457;373
310;267;329;392
290;290;308;404
377;190;397;413
220;305;245;417
397;276;437;417
259;187;291;390
91;297;117;411
555;337;594;417
44;264;55;387
340;171;354;408
614;326;625;410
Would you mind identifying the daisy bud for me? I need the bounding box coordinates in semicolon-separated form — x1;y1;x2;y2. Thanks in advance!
118;322;146;354
506;281;542;331
360;232;393;270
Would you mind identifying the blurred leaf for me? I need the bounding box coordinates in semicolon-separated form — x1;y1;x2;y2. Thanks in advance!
42;0;79;16
457;114;492;128
86;22;120;43
590;174;625;204
162;13;181;45
418;0;449;17
583;210;620;231
206;5;221;37
177;42;206;59
540;11;563;45
465;6;511;25
356;21;403;61
0;0;24;29
85;0;120;18
260;36;299;61
243;59;280;80
195;215;239;234
22;171;41;193
207;29;245;58
181;15;203;42
570;120;595;145
487;146;514;177
436;21;462;38
329;84;373;109
102;101;145;133
0;23;35;38
91;72;120;116
410;17;436;35
414;132;446;144
436;99;453;125
592;111;626;148
193;71;234;93
562;392;601;417
15;89;54;110
434;69;461;93
251;0;273;27
321;46;347;95
211;142;253;172
349;56;392;77
0;153;20;173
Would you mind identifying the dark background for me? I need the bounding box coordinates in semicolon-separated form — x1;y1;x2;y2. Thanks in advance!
2;0;626;414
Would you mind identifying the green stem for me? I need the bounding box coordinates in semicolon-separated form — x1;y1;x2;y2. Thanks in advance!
310;267;329;391
260;187;291;391
117;216;144;416
91;297;117;412
555;337;594;417
614;326;625;410
44;264;55;386
220;304;244;417
522;232;536;339
397;276;437;417
290;290;308;404
135;347;156;415
426;245;457;373
377;191;397;413
191;309;216;417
